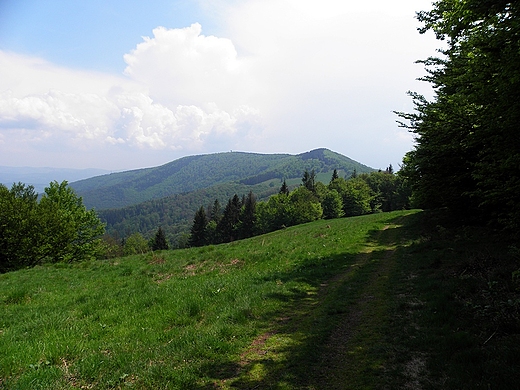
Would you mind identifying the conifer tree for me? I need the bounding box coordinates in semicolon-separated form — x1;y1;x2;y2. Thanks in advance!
152;226;169;251
331;169;339;182
217;194;242;242
189;207;208;247
279;179;290;196
302;169;316;193
240;191;257;238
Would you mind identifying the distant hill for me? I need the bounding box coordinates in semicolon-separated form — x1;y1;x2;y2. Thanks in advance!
0;166;110;193
71;148;374;210
79;148;375;244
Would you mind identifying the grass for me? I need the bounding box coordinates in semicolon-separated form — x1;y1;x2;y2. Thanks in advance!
1;210;519;389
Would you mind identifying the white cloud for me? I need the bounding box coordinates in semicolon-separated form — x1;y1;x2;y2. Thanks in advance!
123;23;253;110
0;0;439;169
0;45;262;167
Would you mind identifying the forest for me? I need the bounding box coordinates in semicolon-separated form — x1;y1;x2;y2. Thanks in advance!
186;168;409;248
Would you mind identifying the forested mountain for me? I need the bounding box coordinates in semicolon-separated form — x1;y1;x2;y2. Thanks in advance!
76;148;375;246
71;148;373;210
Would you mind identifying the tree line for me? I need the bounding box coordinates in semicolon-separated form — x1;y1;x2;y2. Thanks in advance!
188;168;410;247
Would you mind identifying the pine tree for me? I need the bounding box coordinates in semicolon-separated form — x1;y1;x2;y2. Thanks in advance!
331;169;339;182
240;191;257;238
152;226;169;251
217;194;242;242
209;199;222;223
302;169;316;193
279;179;290;196
189;207;208;247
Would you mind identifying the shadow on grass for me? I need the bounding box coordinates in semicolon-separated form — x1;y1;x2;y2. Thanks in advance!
193;212;426;389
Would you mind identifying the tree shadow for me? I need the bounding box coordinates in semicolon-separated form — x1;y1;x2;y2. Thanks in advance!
192;212;426;389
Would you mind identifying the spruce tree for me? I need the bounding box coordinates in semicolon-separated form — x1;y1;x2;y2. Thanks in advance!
218;194;242;242
240;191;257;238
331;169;339;182
302;169;316;193
189;207;208;247
279;179;290;196
152;226;169;251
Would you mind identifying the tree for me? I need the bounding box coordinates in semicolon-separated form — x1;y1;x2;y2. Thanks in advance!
208;199;222;223
240;191;257;238
330;177;372;217
1;181;105;272
152;226;169;251
302;169;317;193
38;181;105;263
279;179;290;196
331;169;339;183
124;232;150;255
0;183;42;272
217;194;242;242
397;0;520;229
288;187;323;225
360;172;398;212
322;189;344;219
189;206;208;247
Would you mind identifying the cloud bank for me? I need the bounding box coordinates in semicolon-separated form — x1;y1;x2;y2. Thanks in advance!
0;24;262;168
0;0;437;169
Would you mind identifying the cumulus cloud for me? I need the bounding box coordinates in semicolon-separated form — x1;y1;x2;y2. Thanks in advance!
123;23;252;110
0;0;439;169
0;43;262;166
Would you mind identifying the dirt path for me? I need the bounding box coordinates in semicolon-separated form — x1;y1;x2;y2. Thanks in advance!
228;220;413;389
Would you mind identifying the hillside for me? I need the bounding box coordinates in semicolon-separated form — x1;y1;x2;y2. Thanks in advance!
1;210;518;388
71;148;374;210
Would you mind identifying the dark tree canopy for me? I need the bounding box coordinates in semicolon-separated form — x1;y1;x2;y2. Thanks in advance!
397;0;520;230
302;169;317;193
189;207;208;247
152;226;169;251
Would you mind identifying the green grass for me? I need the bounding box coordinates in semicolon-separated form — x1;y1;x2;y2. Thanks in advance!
1;210;519;389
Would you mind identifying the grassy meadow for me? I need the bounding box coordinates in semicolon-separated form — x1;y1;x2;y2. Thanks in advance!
1;210;519;389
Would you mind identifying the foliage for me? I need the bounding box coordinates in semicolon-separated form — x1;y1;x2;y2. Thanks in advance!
0;181;105;272
151;226;169;251
189;206;208;247
0;183;42;272
72;148;374;210
396;0;520;230
188;170;411;248
301;169;317;193
321;189;344;219
123;233;149;256
240;191;257;239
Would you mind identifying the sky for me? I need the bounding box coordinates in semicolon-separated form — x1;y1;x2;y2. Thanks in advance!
0;0;439;171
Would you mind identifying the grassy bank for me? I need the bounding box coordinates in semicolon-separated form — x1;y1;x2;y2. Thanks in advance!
1;210;518;389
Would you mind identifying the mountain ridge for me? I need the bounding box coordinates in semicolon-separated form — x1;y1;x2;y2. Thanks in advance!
71;148;374;210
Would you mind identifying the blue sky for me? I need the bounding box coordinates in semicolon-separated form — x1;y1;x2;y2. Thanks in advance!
0;0;439;170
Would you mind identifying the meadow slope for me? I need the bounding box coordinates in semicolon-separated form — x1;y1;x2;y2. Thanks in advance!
1;210;518;389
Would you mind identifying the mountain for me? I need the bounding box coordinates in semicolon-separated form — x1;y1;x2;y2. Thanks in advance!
77;148;375;245
71;148;374;210
0;166;110;193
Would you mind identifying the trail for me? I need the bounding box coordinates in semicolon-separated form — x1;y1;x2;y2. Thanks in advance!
228;218;416;389
312;224;400;389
